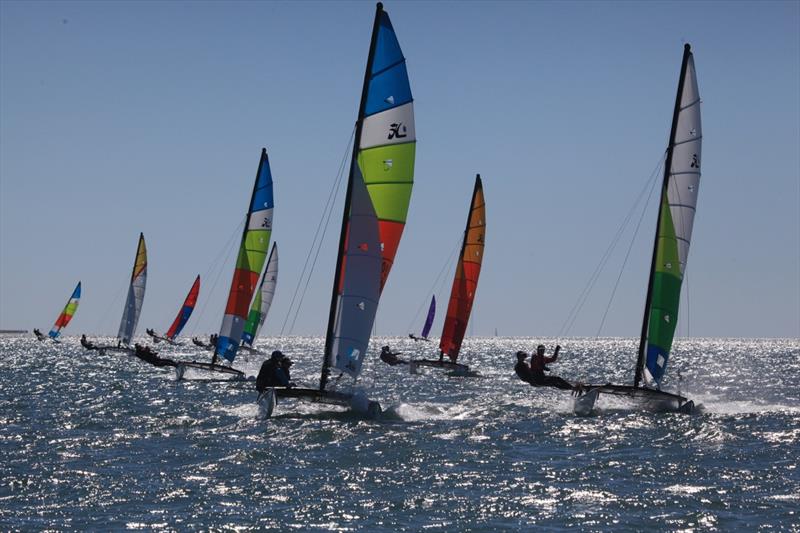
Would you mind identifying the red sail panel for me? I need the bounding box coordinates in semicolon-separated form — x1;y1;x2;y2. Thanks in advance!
439;176;486;362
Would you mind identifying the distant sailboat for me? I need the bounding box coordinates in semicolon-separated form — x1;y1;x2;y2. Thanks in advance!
240;243;278;354
409;175;485;375
408;296;435;342
146;275;200;345
82;233;147;354
34;281;81;342
259;2;415;418
176;149;274;380
574;44;701;415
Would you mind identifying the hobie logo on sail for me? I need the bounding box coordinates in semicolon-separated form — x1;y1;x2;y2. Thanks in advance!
388;122;407;140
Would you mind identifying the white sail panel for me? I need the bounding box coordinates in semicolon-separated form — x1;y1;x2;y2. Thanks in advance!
253;244;278;340
360;102;416;150
666;55;702;274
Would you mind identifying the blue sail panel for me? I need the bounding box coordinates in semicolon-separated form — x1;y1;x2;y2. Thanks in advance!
365;62;412;117
372;12;404;75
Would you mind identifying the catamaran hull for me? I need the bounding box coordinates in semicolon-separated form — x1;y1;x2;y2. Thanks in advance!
573;384;694;415
175;362;245;381
257;388;277;419
268;388;381;419
409;359;475;376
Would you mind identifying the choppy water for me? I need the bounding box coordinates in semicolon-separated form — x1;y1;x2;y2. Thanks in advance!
1;336;798;531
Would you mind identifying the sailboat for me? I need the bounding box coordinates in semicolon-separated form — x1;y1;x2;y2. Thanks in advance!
176;149;274;380
82;233;147;354
409;175;485;376
34;281;81;342
574;44;701;415
259;2;415;419
146;275;200;345
408;296;435;342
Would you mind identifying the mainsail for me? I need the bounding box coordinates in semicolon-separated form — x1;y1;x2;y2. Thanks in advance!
321;3;415;387
215;149;274;363
48;281;81;339
635;44;702;387
440;175;486;362
165;275;200;341
420;295;435;339
242;243;278;347
118;233;147;346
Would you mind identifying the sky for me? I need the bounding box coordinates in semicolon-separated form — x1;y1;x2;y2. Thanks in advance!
1;0;798;340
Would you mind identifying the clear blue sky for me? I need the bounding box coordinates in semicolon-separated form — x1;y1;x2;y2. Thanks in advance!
1;1;798;339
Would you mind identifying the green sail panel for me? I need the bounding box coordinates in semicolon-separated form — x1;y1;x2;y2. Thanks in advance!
643;48;702;385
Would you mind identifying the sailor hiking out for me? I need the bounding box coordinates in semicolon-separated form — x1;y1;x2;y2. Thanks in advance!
515;344;582;394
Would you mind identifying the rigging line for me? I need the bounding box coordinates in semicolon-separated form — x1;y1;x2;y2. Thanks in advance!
93;281;127;336
684;269;690;339
188;218;245;337
404;234;462;334
280;127;355;337
595;169;661;338
558;154;666;337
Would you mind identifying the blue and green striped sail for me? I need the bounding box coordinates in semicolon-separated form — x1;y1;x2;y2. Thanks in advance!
325;3;416;381
638;45;702;387
215;149;274;363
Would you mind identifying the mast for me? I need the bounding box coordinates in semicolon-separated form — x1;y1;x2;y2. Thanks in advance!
634;44;692;388
320;2;384;391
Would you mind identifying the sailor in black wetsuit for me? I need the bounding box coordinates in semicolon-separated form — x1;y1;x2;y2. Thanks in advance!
134;343;177;367
81;334;95;350
515;350;577;392
256;350;284;393
380;345;405;366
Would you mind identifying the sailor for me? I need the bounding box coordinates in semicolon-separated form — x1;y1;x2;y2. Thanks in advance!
531;344;559;374
515;348;577;392
134;343;177;367
380;345;403;366
276;357;295;388
33;328;43;340
256;350;284;392
80;334;95;350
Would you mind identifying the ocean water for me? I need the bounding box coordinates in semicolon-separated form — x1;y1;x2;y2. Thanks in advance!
1;335;798;531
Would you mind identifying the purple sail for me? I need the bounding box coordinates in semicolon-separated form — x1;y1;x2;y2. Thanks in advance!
420;295;436;339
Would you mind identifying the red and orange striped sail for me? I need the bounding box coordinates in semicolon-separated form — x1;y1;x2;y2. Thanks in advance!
440;175;486;362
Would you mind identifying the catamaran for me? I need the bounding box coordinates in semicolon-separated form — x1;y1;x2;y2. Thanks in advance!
408;296;435;342
146;275;200;345
82;233;147;354
574;44;701;415
34;281;81;342
239;243;278;354
407;175;485;376
258;2;415;419
175;149;274;380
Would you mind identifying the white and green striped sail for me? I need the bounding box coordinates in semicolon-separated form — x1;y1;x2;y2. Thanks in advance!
241;243;278;347
638;45;702;386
